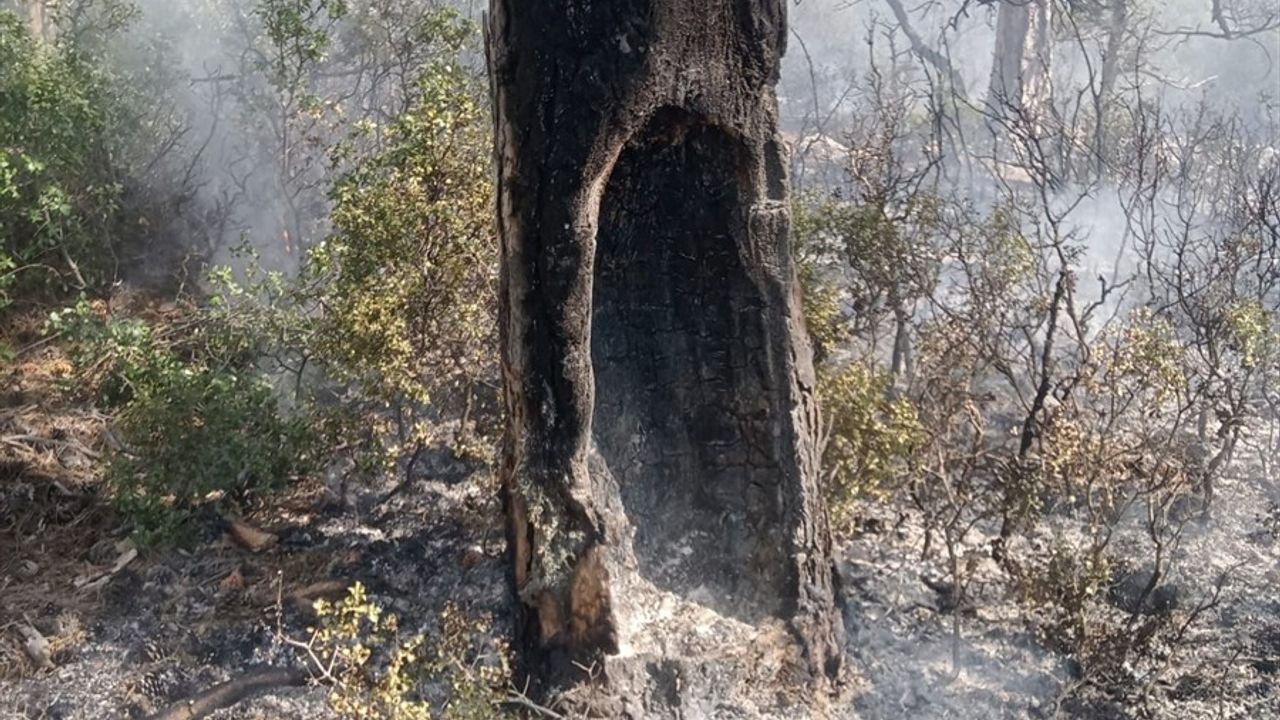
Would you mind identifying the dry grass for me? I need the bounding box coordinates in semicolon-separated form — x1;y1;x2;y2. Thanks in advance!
1;309;118;680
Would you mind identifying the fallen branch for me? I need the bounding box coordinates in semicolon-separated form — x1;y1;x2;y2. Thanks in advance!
503;682;565;719
286;579;351;614
145;666;307;720
1;433;102;460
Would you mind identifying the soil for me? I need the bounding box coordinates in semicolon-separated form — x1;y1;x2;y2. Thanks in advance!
2;316;1278;719
0;323;513;719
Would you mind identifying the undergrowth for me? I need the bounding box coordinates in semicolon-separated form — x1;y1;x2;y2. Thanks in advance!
290;582;513;720
46;296;318;545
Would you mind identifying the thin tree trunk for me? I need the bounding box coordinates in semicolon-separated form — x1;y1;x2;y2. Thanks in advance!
1094;0;1130;180
1021;0;1055;130
890;293;913;382
19;0;47;41
987;0;1032;115
487;0;844;707
986;0;1054;143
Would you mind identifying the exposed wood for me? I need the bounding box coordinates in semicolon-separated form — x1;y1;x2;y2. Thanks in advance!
286;579;352;614
225;517;279;553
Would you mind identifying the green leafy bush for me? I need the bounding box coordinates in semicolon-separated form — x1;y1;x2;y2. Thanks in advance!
1023;540;1113;656
0;11;122;302
308;11;495;412
792;194;849;362
297;583;512;720
48;297;315;545
46;298;178;408
110;366;312;545
818;363;922;522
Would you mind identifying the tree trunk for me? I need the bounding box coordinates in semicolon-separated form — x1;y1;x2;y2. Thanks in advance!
986;0;1054;138
14;0;47;41
486;0;844;709
1093;0;1130;180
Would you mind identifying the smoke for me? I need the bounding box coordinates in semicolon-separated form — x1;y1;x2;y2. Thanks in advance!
72;0;1275;285
780;0;1279;303
781;0;1279;130
97;0;482;279
774;4;1280;716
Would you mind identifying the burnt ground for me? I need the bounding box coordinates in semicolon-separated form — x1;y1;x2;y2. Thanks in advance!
0;328;513;719
2;318;1279;719
0;448;512;720
836;450;1280;720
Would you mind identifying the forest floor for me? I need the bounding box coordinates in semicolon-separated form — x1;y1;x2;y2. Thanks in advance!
2;314;1279;719
0;317;512;719
838;462;1280;720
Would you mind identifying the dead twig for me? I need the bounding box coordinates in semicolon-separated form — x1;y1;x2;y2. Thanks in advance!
1;434;101;460
503;682;565;719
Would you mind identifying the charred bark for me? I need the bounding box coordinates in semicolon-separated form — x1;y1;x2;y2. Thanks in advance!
486;0;844;708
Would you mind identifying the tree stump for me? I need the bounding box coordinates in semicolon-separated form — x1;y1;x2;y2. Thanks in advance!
487;0;844;709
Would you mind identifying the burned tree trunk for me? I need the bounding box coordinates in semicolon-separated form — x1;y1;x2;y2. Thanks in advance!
486;0;844;708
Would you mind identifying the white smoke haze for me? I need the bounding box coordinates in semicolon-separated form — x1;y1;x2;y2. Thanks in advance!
89;0;1278;285
85;0;486;278
774;3;1280;718
782;0;1278;309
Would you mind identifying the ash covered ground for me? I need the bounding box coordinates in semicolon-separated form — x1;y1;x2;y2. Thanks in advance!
2;334;1279;719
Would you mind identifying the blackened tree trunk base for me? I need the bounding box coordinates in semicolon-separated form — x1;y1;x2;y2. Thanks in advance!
487;1;845;713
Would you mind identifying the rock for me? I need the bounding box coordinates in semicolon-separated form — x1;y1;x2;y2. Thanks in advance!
87;537;117;565
461;545;483;570
221;566;246;592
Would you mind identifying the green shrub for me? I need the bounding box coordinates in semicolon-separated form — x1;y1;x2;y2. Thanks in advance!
1023;540;1113;656
46;298;178;407
109;366;313;545
792;193;849;362
48;297;315;545
0;11;123;301
307;10;495;412
818;363;922;523
300;583;512;720
791;190;941;361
